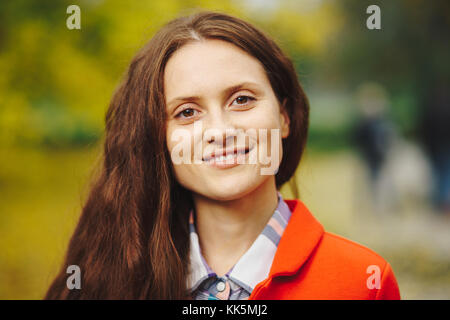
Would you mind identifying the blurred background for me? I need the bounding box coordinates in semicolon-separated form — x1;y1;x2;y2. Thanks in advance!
1;0;449;299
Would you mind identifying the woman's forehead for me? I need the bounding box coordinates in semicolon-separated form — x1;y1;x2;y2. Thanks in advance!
164;39;269;102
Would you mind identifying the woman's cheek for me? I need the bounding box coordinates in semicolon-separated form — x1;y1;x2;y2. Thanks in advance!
166;123;195;164
238;102;283;131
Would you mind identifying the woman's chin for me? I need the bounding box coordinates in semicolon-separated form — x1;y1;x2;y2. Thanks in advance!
195;175;268;202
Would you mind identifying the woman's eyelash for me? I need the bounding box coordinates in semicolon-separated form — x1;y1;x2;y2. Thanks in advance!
175;108;198;119
174;95;256;119
232;95;256;105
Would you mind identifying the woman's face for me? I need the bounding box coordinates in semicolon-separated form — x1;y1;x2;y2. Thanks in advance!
164;39;289;201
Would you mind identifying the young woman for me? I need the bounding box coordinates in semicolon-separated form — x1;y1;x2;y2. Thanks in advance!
45;10;400;300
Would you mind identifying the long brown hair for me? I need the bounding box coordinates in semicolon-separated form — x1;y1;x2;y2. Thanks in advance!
45;10;309;300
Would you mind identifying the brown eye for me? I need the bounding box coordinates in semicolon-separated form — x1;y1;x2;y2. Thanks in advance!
233;95;255;106
236;96;248;104
176;108;197;119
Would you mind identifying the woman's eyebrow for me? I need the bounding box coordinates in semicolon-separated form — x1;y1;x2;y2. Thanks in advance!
167;81;262;109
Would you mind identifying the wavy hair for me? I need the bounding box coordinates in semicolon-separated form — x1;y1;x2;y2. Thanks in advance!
45;10;309;299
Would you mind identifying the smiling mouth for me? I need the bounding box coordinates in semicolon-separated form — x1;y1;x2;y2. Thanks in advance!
202;147;252;164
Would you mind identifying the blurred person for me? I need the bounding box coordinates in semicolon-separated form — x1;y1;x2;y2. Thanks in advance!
44;11;400;300
381;135;433;214
353;83;396;213
419;80;450;214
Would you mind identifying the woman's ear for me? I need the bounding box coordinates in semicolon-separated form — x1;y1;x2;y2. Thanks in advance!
280;98;290;138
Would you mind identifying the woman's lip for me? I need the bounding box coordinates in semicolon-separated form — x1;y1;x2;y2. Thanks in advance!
202;146;254;168
202;147;250;162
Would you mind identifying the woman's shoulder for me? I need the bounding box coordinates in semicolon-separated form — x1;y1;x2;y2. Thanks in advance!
264;198;400;299
310;231;400;299
319;231;388;267
285;198;389;268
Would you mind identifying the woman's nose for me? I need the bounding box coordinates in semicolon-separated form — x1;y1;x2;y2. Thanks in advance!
201;110;238;147
207;132;237;148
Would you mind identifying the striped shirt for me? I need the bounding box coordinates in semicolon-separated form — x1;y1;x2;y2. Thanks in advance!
186;192;292;300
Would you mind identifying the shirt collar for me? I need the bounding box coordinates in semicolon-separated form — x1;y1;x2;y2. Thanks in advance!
186;192;292;293
266;199;325;278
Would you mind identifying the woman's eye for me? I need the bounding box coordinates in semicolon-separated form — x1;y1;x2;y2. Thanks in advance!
232;95;255;106
176;108;197;119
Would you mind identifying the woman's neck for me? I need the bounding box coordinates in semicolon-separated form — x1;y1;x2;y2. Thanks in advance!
192;177;279;277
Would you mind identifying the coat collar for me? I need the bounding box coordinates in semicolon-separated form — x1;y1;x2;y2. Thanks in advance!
267;199;325;278
186;192;293;294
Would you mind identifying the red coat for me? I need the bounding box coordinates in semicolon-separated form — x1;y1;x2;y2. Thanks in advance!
249;199;400;300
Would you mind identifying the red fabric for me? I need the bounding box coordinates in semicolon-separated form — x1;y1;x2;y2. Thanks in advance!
249;199;401;300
